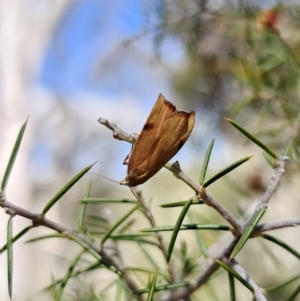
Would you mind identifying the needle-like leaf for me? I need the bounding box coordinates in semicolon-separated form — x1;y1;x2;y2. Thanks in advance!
230;208;266;259
285;282;300;301
167;199;192;262
42;163;95;214
226;118;277;158
55;251;84;301
147;271;158;301
160;199;204;207
265;271;300;292
78;180;92;232
228;272;236;301
80;197;137;204
215;259;254;292
141;224;230;233
1;117;29;191
0;225;32;253
7;216;14;298
262;234;300;259
203;156;252;187
199;139;214;185
69;234;122;277
101;205;140;245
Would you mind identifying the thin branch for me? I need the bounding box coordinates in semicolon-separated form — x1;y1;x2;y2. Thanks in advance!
132;187;176;282
98;117;138;143
98;117;292;301
230;259;267;301
259;156;287;207
202;192;242;234
253;217;300;235
160;237;239;301
0;191;145;301
160;238;267;301
244;156;288;229
165;161;200;193
98;118;242;233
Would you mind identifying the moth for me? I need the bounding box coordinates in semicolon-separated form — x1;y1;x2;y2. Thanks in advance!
120;94;195;186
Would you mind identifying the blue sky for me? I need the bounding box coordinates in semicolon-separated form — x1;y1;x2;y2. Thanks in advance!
35;0;227;181
40;0;158;97
35;0;198;180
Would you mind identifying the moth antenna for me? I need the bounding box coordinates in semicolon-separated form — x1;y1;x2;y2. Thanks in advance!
89;172;120;184
90;172;156;223
130;187;156;225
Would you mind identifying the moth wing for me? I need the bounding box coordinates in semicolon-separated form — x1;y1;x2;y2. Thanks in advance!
140;110;195;177
139;94;177;139
126;94;195;186
127;94;176;165
153;110;195;166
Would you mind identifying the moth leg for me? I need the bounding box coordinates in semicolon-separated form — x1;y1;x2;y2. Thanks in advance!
123;145;134;165
123;132;139;165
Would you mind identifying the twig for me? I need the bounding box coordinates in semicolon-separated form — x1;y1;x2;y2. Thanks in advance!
160;237;239;301
98;118;291;301
165;161;200;193
253;217;300;235
230;259;267;301
98;118;242;233
244;156;288;230
98;118;138;143
202;192;242;234
0;191;145;301
132;187;176;282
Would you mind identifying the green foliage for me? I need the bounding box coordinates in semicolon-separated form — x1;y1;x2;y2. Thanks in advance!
0;105;298;301
1;118;28;191
2;2;300;301
152;2;300;165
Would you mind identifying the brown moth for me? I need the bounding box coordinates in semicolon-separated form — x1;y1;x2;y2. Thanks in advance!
120;93;195;186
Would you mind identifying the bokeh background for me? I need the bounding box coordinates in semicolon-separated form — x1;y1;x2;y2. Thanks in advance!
1;0;300;300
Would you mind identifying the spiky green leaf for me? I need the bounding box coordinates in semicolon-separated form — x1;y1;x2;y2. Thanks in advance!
226;118;277;158
230;208;266;259
42;163;95;214
199;139;215;185
1;117;28;191
203;156;252;187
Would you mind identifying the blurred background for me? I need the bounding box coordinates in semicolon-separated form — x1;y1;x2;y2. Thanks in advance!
1;0;300;300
